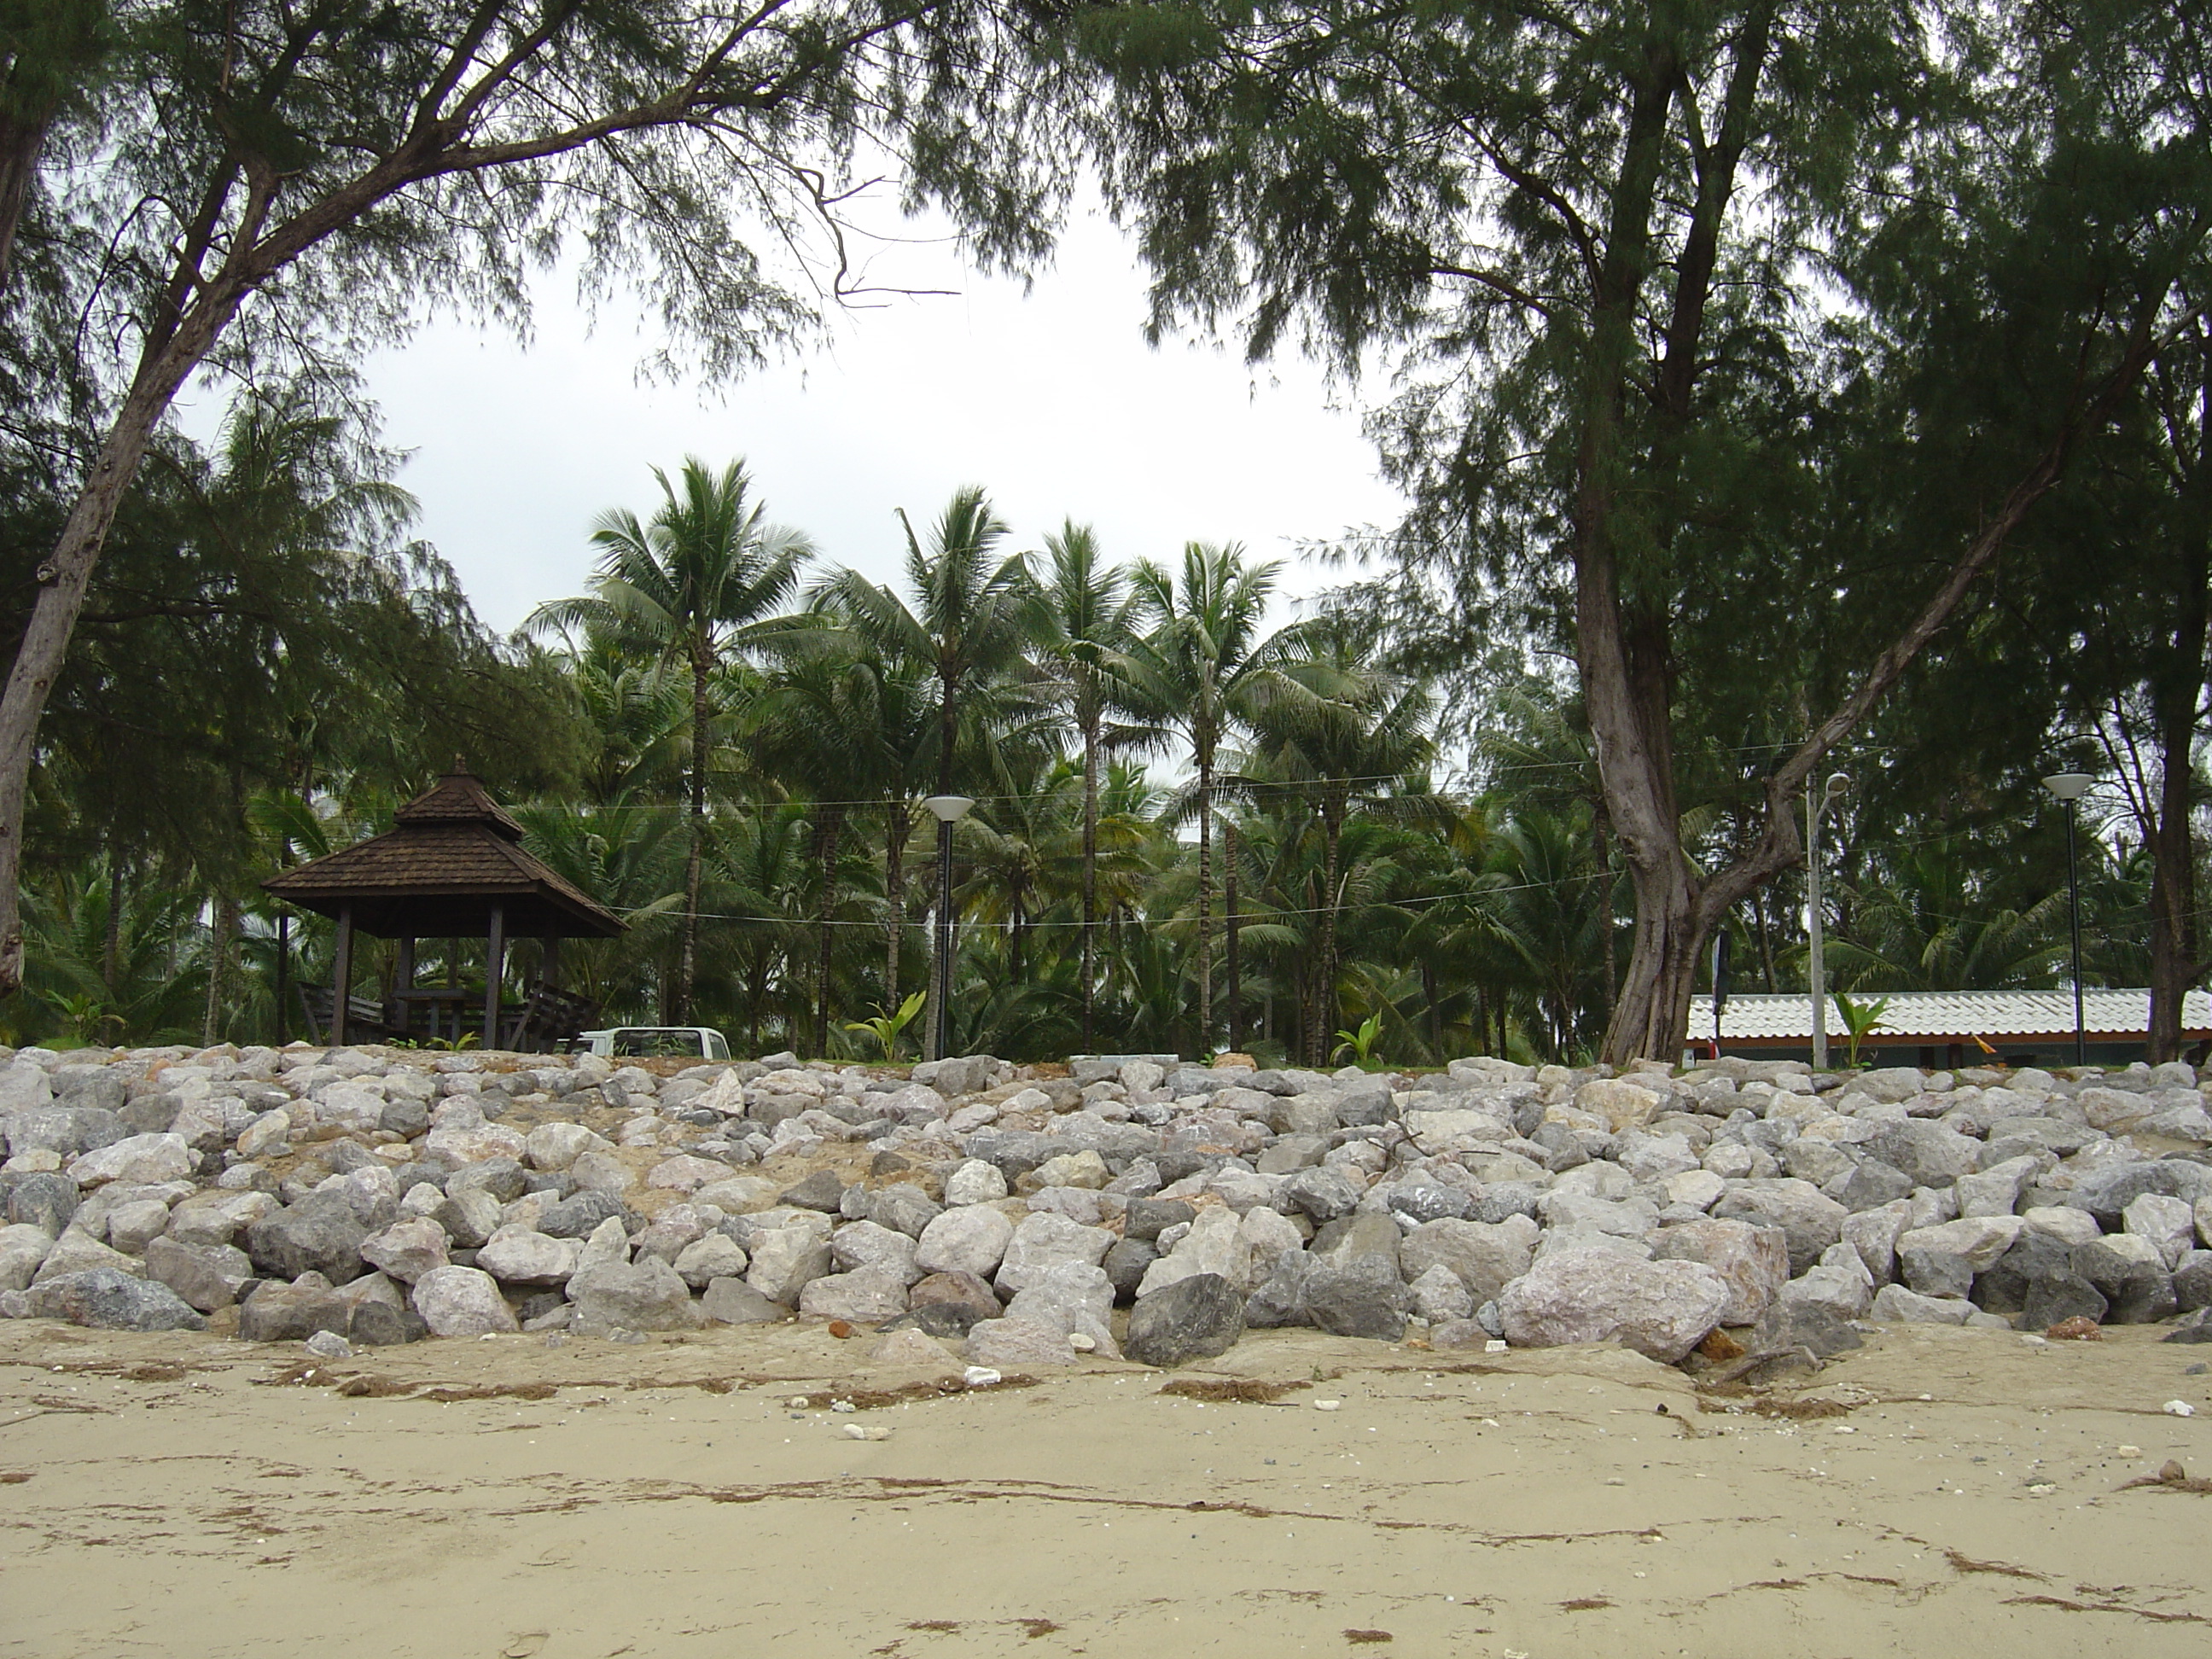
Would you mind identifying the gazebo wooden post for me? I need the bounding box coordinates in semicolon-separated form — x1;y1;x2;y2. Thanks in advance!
542;934;562;991
332;904;355;1046
485;905;506;1049
393;937;416;1042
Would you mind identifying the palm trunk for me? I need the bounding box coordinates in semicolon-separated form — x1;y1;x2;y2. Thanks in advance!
1195;753;1213;1051
1307;803;1343;1065
103;856;124;992
884;801;911;1019
201;891;237;1045
1224;817;1242;1051
1080;714;1100;1051
812;806;844;1057
678;649;709;1023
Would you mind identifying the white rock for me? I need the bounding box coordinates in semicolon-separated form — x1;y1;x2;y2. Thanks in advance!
2023;1205;2104;1248
830;1219;922;1284
523;1121;608;1171
645;1155;729;1193
798;1266;910;1322
410;1265;519;1336
672;1233;748;1289
424;1122;527;1164
914;1205;1015;1279
67;1133;193;1188
1497;1244;1729;1361
993;1212;1115;1295
474;1226;579;1286
2123;1193;2197;1270
0;1224;55;1291
358;1216;450;1284
1134;1206;1246;1297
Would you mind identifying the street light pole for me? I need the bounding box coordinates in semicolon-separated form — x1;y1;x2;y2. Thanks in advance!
1807;771;1850;1069
922;795;975;1062
2042;772;2093;1066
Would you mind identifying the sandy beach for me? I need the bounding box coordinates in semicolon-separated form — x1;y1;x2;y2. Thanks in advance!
4;1318;2209;1658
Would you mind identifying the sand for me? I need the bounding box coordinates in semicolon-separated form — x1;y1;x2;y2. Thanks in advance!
3;1318;2209;1657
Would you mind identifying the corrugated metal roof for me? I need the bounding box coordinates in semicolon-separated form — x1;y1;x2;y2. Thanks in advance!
1687;988;2212;1040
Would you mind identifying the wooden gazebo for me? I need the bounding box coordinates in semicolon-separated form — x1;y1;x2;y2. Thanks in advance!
263;763;625;1048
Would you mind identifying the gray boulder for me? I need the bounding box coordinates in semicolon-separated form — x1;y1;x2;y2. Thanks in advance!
537;1190;627;1240
143;1235;253;1313
410;1265;520;1336
0;1223;53;1292
1896;1216;2023;1301
25;1266;206;1331
1648;1217;1790;1324
4;1105;125;1159
1711;1179;1847;1275
1102;1237;1159;1302
1304;1253;1410;1341
898;1270;1004;1337
1125;1272;1246;1367
800;1266;912;1323
3;1171;81;1236
568;1253;703;1333
1397;1215;1539;1305
245;1190;370;1284
1279;1166;1361;1224
1862;1121;1979;1189
2069;1160;2212;1231
2020;1272;2108;1330
1244;1248;1318;1328
701;1277;787;1324
2072;1234;2177;1324
1869;1283;1976;1325
866;1183;943;1240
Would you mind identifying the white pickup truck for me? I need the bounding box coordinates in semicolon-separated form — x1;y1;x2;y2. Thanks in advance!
573;1027;732;1060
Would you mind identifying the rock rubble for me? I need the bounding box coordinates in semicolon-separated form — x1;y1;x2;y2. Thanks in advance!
6;1042;2212;1367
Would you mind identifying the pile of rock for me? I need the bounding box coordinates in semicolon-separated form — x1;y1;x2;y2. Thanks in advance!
4;1042;2210;1366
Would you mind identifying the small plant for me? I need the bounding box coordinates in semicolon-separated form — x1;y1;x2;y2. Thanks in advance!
37;992;120;1047
1332;1011;1384;1067
1834;991;1890;1068
846;991;927;1062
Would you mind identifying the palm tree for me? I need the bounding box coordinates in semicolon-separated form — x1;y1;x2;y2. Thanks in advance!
532;457;812;1022
1242;612;1441;1062
1121;542;1285;1051
818;486;1045;1051
754;626;938;1051
1038;522;1150;1049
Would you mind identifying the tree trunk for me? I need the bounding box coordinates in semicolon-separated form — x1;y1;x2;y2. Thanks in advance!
1080;714;1099;1051
2148;371;2211;1061
0;207;259;995
0;102;56;294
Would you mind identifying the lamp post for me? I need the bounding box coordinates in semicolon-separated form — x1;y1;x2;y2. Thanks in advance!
2042;772;2093;1066
1807;771;1850;1068
922;795;975;1062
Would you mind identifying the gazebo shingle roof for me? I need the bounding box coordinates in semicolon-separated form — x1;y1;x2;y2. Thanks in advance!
263;765;625;940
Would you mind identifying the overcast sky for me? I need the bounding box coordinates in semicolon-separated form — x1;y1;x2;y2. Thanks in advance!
333;202;1405;638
